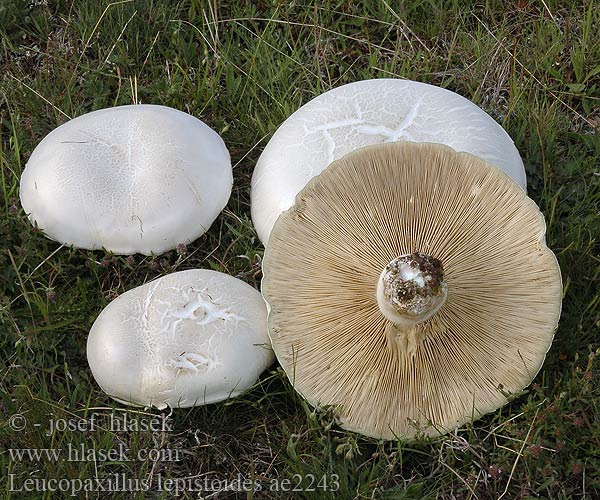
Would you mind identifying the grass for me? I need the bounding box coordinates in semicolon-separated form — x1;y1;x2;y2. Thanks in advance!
0;0;599;498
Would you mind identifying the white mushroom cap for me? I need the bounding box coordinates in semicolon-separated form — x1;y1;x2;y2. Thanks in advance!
20;105;232;255
251;78;526;245
87;269;274;408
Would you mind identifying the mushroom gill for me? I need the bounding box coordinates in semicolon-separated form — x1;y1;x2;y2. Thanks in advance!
262;142;562;440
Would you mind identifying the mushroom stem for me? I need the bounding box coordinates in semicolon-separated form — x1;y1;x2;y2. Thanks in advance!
376;252;447;326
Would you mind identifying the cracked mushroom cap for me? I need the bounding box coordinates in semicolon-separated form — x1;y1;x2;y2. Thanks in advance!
20;105;232;255
87;269;274;408
262;142;562;440
251;78;526;245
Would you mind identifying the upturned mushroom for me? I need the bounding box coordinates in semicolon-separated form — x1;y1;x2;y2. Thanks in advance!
262;142;562;440
20;105;232;255
251;78;527;245
87;269;274;408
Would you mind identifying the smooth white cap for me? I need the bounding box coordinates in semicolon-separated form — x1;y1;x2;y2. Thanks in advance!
87;269;274;408
20;105;232;255
251;78;526;245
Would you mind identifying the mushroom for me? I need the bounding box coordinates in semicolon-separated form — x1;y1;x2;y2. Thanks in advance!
251;78;526;245
87;269;274;408
262;142;562;440
20;105;232;255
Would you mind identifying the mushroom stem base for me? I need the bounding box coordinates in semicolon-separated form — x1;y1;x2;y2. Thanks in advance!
377;252;447;326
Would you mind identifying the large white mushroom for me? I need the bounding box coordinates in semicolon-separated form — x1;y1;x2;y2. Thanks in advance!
87;269;274;408
251;78;527;245
262;142;562;440
20;105;232;255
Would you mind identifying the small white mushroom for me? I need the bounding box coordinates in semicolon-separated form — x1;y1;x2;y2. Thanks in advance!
251;78;527;245
20;105;232;255
87;269;274;408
